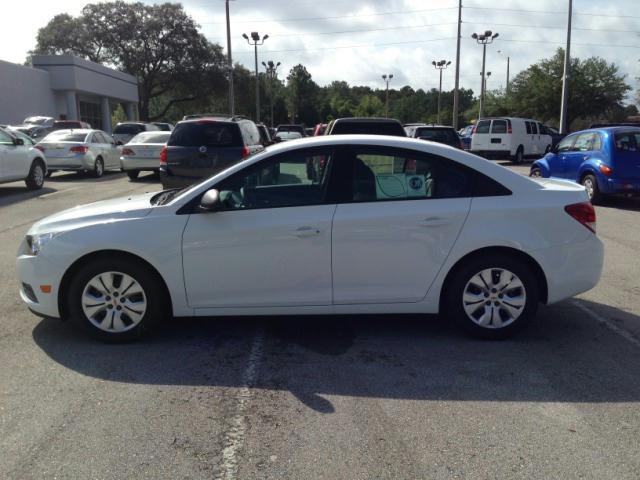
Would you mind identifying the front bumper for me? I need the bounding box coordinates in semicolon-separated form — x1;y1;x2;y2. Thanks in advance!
16;241;64;319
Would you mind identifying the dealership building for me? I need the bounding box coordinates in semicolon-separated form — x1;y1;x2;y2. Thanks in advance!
0;55;138;133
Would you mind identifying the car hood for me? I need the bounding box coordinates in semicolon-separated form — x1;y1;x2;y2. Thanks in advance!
29;191;158;235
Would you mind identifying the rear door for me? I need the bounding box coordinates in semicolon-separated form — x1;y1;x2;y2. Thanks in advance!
489;119;508;152
100;132;120;167
612;131;640;180
471;119;491;151
331;145;472;304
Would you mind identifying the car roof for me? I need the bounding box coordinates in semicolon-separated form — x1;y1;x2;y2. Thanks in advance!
334;117;402;123
178;116;245;125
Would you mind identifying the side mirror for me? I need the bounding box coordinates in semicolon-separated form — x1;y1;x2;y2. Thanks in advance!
199;189;221;212
14;138;24;146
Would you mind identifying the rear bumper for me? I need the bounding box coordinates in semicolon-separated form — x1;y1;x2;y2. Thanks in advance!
120;157;160;171
601;177;640;195
46;154;93;170
470;149;512;160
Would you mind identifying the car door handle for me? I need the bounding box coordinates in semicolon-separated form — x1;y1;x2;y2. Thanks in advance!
420;216;452;227
583;155;591;160
294;226;320;237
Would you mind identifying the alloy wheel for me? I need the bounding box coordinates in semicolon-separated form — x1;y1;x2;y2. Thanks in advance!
33;165;44;187
462;268;527;329
583;178;594;200
81;271;147;333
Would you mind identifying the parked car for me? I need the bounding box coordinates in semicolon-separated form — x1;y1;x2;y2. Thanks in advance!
9;124;51;141
530;127;640;203
36;129;121;177
159;116;264;189
256;123;273;146
305;127;315;137
16;135;603;342
120;131;171;180
276;124;306;137
470;117;552;163
23;116;55;128
313;123;327;136
458;125;474;150
112;122;160;145
52;120;91;130
275;131;303;142
541;125;566;149
152;122;174;131
327;117;407;136
0;127;47;190
406;125;463;149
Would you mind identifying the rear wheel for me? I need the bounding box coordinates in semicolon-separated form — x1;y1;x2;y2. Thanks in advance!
581;174;602;204
444;254;539;339
127;170;140;180
25;160;45;190
93;157;104;178
512;147;524;164
66;257;168;342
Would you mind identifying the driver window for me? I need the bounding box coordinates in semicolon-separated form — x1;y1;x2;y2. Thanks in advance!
215;148;334;210
556;135;575;152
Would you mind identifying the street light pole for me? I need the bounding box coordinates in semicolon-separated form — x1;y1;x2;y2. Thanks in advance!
225;0;234;115
243;32;269;122
262;60;281;128
452;0;462;129
432;60;451;125
472;30;499;120
382;74;393;117
559;0;573;134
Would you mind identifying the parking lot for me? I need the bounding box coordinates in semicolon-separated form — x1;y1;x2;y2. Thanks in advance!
2;165;640;479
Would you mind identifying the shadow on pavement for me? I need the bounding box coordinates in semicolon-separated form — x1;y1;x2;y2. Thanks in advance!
32;298;640;412
0;186;57;207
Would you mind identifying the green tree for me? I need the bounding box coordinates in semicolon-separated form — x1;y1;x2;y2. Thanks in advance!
286;64;319;125
31;1;227;121
354;95;385;117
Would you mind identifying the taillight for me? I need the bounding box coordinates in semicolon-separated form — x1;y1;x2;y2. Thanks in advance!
471;124;477;135
70;145;88;154
241;146;250;158
599;164;613;176
565;202;596;234
34;145;45;153
507;121;512;134
121;148;135;156
159;146;167;166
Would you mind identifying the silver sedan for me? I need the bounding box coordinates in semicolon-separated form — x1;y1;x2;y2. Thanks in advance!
119;131;171;180
36;129;121;177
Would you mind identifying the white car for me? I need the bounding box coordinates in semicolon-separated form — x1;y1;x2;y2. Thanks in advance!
17;135;603;341
36;129;121;177
120;131;171;180
0;127;47;190
470;117;553;163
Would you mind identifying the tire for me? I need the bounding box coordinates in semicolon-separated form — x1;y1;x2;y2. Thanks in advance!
443;254;539;339
127;170;140;180
512;147;524;164
581;174;602;204
529;167;542;178
25;160;45;190
66;257;168;342
93;157;104;178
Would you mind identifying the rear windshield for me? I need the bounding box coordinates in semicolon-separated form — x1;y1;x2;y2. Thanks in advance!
331;122;406;136
276;125;305;134
491;120;508;133
475;120;491;134
614;132;640;151
130;132;171;144
415;128;458;142
53;121;81;129
43;132;87;142
168;122;241;147
114;124;145;135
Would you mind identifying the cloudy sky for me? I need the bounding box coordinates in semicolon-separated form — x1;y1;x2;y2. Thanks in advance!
2;0;638;99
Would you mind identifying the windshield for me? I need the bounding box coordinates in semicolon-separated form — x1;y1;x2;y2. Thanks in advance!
114;124;145;135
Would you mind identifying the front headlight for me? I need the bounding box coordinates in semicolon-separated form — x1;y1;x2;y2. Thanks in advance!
25;232;60;256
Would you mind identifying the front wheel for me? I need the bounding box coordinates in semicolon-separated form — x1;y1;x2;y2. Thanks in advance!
512;147;524;164
66;257;168;342
93;158;104;178
444;255;539;339
529;167;542;178
581;174;602;204
25;160;45;190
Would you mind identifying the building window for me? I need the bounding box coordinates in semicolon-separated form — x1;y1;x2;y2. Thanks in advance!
79;101;102;129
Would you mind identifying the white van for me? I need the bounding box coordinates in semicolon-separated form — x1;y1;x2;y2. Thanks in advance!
470;117;552;163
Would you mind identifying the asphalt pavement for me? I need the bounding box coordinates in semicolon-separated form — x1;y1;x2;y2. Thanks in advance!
1;167;640;479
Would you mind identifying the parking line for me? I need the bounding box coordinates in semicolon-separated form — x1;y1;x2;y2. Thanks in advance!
38;186;83;198
572;300;640;349
218;330;265;480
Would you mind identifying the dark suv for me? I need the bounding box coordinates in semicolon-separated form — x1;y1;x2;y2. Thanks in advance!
406;125;463;149
159;116;264;189
327;117;406;136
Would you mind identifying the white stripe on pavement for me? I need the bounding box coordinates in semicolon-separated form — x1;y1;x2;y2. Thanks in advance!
572;300;640;349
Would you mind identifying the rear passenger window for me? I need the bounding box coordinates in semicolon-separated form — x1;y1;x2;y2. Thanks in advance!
348;147;474;202
614;132;639;151
475;120;490;134
491;120;507;134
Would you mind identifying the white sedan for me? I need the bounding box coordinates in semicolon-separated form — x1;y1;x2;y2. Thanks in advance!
17;135;603;341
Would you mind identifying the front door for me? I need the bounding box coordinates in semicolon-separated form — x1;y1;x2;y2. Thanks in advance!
182;146;337;308
0;130;27;179
331;146;472;304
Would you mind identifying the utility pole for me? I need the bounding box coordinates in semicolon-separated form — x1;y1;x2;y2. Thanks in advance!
382;74;393;117
472;30;499;120
243;32;269;122
262;60;281;128
452;0;462;129
559;0;573;134
225;0;234;115
432;60;451;124
498;50;510;93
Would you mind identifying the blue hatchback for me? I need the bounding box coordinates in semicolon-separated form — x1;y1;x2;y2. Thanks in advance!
530;127;640;203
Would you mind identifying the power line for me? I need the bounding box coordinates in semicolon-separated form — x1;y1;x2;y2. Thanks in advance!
462;37;640;50
463;5;640;20
463;21;640;35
